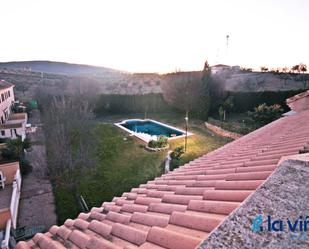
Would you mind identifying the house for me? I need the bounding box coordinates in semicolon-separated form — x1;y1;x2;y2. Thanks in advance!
16;91;309;249
210;64;231;74
0;80;27;141
0;162;21;249
0;80;15;124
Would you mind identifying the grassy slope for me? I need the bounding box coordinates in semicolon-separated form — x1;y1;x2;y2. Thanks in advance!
53;114;230;224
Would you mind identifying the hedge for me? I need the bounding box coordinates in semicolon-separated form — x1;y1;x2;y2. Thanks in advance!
229;89;306;112
94;90;307;116
94;93;174;115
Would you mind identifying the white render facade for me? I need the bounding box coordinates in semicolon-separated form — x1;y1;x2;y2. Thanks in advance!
0;80;27;141
0;80;14;125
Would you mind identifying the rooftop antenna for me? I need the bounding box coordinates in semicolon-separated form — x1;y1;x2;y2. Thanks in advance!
226;34;230;65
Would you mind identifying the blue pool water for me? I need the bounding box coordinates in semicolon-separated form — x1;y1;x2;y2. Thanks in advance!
120;120;183;137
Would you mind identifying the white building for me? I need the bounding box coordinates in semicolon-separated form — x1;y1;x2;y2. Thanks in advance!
0;80;27;141
210;64;231;74
0;80;14;124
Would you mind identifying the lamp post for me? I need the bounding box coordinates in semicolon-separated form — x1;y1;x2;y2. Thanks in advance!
184;115;188;152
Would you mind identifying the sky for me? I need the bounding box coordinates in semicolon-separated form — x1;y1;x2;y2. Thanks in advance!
0;0;308;73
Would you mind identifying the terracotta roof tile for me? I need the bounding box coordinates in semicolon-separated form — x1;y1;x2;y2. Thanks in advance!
85;236;122;249
131;212;169;227
188;200;240;214
148;203;187;214
203;189;253;202
106;211;131;224
169;211;221;232
226;171;272;180
121;203;148;213
162;194;203;205
56;225;72;240
111;223;147;245
215;180;264;190
146;226;201;249
74;219;90;230
18;109;309;249
68;229;91;248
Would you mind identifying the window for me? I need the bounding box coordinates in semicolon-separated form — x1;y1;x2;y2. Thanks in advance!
1;130;4;136
1;94;4;102
8;91;10;97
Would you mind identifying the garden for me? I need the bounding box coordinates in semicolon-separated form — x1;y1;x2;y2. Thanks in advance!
52;113;230;224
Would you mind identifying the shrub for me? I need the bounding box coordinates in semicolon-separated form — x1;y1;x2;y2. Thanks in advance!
248;103;283;125
170;146;185;160
228;90;305;113
170;146;185;170
148;136;168;148
1;147;17;160
19;158;32;175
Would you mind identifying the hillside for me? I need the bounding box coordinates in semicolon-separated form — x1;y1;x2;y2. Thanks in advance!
0;60;123;76
0;61;308;99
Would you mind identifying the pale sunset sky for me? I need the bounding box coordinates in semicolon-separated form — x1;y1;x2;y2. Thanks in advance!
0;0;308;73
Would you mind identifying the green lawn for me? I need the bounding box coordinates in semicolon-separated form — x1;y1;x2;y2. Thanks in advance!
53;113;231;224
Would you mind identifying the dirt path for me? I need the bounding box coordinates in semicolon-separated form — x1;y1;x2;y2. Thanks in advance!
17;109;57;229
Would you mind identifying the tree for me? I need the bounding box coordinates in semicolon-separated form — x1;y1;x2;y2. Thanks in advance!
208;73;228;113
300;63;307;74
220;96;234;121
162;61;211;119
260;66;268;72
248;103;283;125
299;64;308;88
42;91;97;204
292;64;300;74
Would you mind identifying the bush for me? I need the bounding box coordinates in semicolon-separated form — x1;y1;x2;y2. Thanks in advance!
228;90;305;113
1;147;17;160
148;136;168;148
170;146;185;160
23;137;32;150
0;138;32;160
19;158;32;175
170;146;185;170
248;103;283;125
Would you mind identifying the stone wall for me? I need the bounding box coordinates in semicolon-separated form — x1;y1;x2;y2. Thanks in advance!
198;153;309;249
205;122;242;140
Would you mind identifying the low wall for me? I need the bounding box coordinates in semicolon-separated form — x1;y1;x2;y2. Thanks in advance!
205;122;242;140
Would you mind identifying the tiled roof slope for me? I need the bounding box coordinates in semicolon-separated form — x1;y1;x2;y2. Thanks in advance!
17;110;309;249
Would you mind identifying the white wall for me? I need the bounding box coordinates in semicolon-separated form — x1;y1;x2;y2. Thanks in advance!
0;87;14;124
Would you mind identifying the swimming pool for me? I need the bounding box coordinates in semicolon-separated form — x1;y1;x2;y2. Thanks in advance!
115;119;192;143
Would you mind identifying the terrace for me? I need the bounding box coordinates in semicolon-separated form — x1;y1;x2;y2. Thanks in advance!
0;162;21;249
0;113;28;142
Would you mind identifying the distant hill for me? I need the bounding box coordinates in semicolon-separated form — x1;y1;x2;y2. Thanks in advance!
0;60;124;76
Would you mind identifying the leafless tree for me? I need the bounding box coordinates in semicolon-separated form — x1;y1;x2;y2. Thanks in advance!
41;89;97;200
